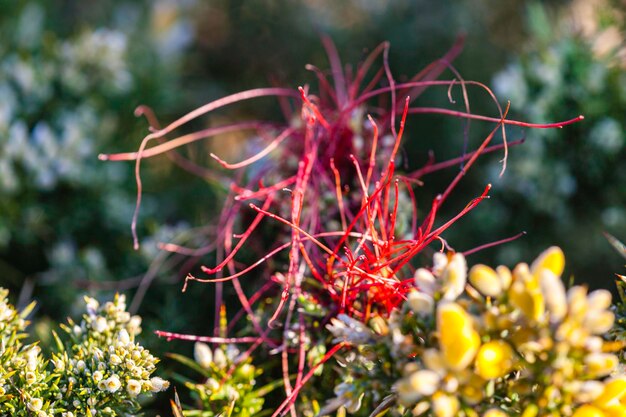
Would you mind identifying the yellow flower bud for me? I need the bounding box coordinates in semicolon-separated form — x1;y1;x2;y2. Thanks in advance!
474;340;516;379
437;302;480;371
469;265;501;297
531;246;565;278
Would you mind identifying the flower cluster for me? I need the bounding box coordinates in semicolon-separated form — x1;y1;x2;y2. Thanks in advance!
323;247;626;416
0;289;168;416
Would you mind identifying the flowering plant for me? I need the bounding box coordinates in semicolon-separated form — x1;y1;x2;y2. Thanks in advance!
0;289;168;416
98;36;626;417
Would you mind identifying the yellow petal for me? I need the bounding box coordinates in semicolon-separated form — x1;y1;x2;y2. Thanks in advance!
474;340;516;379
469;265;502;297
531;246;565;278
496;265;512;290
594;377;626;409
509;281;545;322
539;270;567;322
437;302;480;371
572;405;606;417
584;311;615;335
602;404;626;417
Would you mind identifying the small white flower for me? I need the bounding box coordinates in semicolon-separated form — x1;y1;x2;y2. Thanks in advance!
326;314;374;345
206;377;220;392
93;370;103;383
126;379;142;397
85;296;100;315
194;342;213;369
25;371;37;385
93;317;108;333
105;375;121;393
26;346;41;371
27;397;43;412
118;311;130;323
117;329;130;344
109;354;122;365
128;316;142;334
149;376;170;392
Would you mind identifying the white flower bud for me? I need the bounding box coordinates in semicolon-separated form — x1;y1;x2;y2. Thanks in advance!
407;290;434;315
414;268;437;295
213;347;227;369
194;342;213;369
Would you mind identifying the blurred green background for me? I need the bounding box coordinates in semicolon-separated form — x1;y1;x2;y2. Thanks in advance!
0;0;624;414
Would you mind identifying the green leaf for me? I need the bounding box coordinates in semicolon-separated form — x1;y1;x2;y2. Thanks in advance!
605;232;626;261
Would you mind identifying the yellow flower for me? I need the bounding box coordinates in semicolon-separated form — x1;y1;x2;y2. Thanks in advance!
437;302;480;371
474;340;516;379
